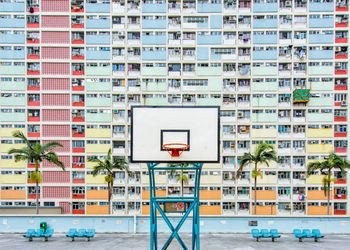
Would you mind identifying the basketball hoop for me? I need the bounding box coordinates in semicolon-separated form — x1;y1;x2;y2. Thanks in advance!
162;143;189;157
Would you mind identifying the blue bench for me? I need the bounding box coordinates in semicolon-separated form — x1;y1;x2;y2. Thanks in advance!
23;228;54;241
293;229;325;242
251;229;281;242
66;228;95;241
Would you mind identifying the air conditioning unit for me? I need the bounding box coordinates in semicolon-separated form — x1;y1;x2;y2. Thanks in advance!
300;174;306;180
341;100;347;106
285;1;292;7
238;112;244;118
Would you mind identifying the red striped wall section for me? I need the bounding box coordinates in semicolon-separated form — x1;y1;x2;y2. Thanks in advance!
42;94;70;106
42;78;70;91
42;16;69;28
42;63;70;75
43;155;70;169
43;125;70;137
42;32;69;44
43;140;70;152
43;187;70;198
42;47;70;59
43;171;70;183
59;202;71;214
42;109;70;122
42;0;70;12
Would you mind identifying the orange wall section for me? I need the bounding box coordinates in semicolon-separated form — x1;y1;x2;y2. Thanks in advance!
199;190;221;200
255;205;277;215
86;205;108;215
307;190;332;200
0;190;26;199
142;190;166;200
86;190;108;200
251;190;277;200
308;206;332;215
199;205;221;215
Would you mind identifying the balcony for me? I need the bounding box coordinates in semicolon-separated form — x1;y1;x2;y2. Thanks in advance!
86;190;108;200
309;50;333;60
253;2;278;12
307;206;332;215
142;35;166;45
309;34;334;44
86;66;111;76
86;19;110;29
142;19;166;29
86;35;110;45
252;65;278;76
253;34;277;44
0;2;24;12
0;18;25;28
142;3;166;13
253;19;278;29
309;17;334;28
309;66;333;75
86;50;110;60
307;144;333;154
251;190;277;200
308;128;333;138
0;34;25;44
86;112;111;123
309;2;334;12
86;128;110;138
197;34;222;45
85;3;110;13
252;50;277;60
197;3;222;13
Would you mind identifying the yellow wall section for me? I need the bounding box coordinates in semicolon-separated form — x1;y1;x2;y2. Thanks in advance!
142;175;167;185
255;175;277;185
307;190;332;200
251;128;277;138
86;144;111;153
0;128;25;137
86;205;108;215
0;143;25;153
0;175;26;184
0;159;25;169
0;190;25;199
307;144;333;154
307;128;333;138
307;175;325;185
201;175;222;185
86;129;111;138
86;190;108;200
86;175;107;184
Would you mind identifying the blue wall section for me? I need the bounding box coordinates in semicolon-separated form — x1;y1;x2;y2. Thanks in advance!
253;3;278;12
309;2;334;12
142;3;166;13
1;216;350;234
197;47;209;60
210;15;222;29
0;34;25;44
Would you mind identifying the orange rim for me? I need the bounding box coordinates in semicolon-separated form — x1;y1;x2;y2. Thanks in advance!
162;143;189;157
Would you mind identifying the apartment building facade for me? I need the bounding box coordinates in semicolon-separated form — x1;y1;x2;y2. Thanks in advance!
0;0;349;216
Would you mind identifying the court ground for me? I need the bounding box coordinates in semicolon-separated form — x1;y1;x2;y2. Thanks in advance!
1;233;349;250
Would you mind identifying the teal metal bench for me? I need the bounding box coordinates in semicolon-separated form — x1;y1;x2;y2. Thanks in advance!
23;229;35;241
41;228;54;241
66;228;95;241
294;229;325;242
251;229;281;242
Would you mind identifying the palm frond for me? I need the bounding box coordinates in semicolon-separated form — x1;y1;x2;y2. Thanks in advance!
307;161;323;176
41;142;63;152
12;130;32;149
44;152;65;170
91;164;107;176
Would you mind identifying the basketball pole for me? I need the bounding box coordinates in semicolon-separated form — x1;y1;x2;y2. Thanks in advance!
147;163;203;250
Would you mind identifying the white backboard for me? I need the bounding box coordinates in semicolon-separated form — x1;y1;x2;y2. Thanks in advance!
131;106;220;163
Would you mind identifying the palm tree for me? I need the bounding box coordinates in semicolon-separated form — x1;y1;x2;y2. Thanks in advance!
307;153;350;215
88;148;128;214
168;163;189;197
8;131;64;214
236;143;277;215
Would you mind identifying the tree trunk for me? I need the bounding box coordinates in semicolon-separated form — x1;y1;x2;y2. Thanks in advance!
254;176;257;215
108;182;113;215
327;182;330;215
254;163;257;215
36;180;39;215
35;159;39;215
